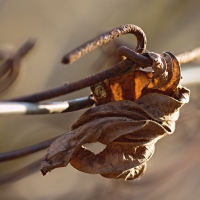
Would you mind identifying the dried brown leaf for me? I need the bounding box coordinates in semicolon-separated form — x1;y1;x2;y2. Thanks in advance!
41;50;190;180
41;88;189;180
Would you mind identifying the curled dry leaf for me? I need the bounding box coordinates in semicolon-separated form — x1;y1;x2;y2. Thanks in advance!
41;51;190;180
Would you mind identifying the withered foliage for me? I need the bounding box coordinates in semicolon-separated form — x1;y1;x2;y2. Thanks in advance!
41;51;189;180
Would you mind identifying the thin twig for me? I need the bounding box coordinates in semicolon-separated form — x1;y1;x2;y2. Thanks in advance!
0;159;41;185
0;135;61;162
0;95;94;115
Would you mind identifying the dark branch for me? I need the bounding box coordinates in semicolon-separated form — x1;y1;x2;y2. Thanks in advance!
0;159;40;185
0;135;61;162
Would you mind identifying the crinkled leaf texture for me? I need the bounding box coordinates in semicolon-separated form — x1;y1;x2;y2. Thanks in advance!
41;87;189;180
41;52;190;180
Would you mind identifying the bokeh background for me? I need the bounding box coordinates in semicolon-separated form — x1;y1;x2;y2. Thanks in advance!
0;0;200;199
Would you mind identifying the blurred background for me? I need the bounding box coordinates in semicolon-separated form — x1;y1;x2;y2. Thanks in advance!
0;0;200;199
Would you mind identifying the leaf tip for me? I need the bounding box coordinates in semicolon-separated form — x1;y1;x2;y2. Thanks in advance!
41;168;48;176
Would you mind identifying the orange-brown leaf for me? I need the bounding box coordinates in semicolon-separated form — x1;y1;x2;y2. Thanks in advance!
41;50;190;180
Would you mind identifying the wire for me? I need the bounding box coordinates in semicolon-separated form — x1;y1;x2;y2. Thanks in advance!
0;95;94;115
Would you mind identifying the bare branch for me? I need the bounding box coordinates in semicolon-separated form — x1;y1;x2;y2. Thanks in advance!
0;135;61;162
0;159;40;185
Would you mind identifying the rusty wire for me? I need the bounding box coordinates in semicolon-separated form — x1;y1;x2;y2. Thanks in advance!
176;46;200;64
3;25;200;103
6;58;135;102
4;24;147;103
62;24;147;64
1;24;200;185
